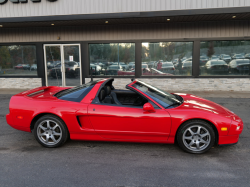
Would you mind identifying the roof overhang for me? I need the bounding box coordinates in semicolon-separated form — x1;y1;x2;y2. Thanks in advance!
0;6;250;28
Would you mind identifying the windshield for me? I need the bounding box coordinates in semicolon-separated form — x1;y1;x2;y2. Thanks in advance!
132;81;182;108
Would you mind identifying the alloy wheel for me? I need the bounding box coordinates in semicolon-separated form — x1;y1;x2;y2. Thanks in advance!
37;120;62;146
182;125;211;152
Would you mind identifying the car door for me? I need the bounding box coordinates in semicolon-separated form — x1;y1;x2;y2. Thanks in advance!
87;104;171;141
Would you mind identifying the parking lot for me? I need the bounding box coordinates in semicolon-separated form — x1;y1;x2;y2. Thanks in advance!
0;94;250;187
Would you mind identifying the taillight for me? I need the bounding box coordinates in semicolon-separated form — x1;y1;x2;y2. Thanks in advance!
171;68;175;70
67;68;70;71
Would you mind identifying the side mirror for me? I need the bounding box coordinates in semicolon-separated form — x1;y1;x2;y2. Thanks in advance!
143;103;155;112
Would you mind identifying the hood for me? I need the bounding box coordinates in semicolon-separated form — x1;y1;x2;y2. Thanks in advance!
173;93;233;117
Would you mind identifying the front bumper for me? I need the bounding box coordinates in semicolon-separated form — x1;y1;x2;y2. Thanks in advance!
218;135;239;145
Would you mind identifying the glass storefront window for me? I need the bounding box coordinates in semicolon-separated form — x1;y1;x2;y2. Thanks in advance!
200;41;250;76
89;43;135;76
141;42;193;76
0;45;37;76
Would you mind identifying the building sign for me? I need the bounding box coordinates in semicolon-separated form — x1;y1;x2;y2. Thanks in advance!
0;0;57;4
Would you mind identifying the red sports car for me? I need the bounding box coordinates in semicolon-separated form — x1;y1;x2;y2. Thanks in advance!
6;78;243;154
14;64;24;69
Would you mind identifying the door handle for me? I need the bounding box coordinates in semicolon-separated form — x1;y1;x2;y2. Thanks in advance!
93;108;95;111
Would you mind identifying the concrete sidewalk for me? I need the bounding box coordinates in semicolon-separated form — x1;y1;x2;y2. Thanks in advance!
0;88;250;98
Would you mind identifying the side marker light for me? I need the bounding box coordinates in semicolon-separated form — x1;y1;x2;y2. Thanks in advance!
17;116;23;119
221;127;228;131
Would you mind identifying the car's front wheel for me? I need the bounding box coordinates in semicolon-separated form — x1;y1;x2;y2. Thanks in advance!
177;120;215;154
34;115;69;148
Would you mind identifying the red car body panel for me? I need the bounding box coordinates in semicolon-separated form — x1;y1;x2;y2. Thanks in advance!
14;65;23;69
6;79;244;146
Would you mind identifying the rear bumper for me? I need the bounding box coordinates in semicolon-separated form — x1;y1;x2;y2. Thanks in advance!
6;113;31;132
6;113;12;125
218;135;239;145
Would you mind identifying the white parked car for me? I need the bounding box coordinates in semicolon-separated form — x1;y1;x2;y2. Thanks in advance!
30;64;37;71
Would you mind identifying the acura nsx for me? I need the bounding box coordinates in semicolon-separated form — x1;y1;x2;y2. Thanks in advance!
6;78;244;154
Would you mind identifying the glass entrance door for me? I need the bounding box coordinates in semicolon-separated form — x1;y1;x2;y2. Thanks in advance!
44;44;81;87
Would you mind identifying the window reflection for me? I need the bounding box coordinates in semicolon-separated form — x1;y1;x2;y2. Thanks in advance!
89;43;135;76
200;41;250;76
0;45;37;76
141;42;193;76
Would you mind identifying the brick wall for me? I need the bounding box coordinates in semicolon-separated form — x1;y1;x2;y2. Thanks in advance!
0;78;249;91
0;78;42;89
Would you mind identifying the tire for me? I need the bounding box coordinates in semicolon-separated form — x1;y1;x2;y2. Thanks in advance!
177;120;215;154
34;115;69;148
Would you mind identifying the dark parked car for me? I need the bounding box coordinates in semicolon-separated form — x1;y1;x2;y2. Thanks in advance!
229;59;250;74
50;61;80;78
210;55;219;60
200;56;208;63
160;62;175;74
232;54;245;60
106;65;123;75
22;64;30;70
47;61;61;69
220;54;231;63
205;60;229;74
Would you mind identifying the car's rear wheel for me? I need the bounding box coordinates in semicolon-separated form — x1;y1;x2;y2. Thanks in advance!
177;120;215;154
34;115;69;148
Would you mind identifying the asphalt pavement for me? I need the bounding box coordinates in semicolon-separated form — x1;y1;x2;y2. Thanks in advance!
0;94;250;187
